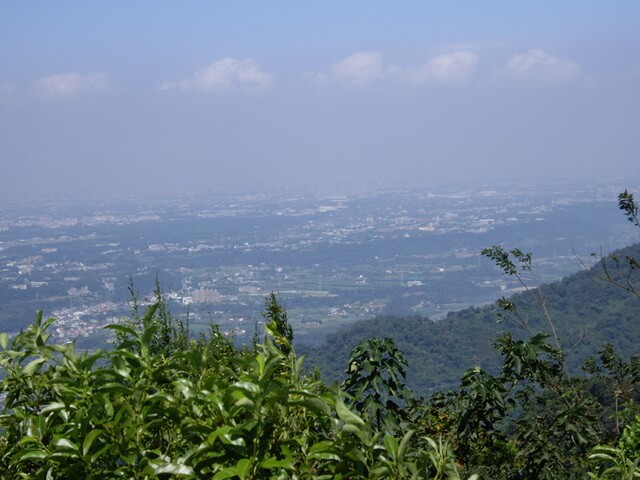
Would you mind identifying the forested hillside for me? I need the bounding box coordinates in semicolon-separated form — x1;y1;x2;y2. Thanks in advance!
304;242;640;394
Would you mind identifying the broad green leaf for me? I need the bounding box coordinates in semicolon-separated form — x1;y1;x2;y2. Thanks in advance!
308;441;341;461
104;324;138;337
49;450;80;460
82;429;103;457
232;381;260;394
173;377;194;399
261;457;294;470
90;445;110;464
345;447;367;466
24;357;47;375
294;354;306;377
141;324;159;348
154;463;194;475
398;430;415;461
589;452;616;460
234;396;255;408
235;458;252;479
0;332;8;350
384;434;399;459
221;432;246;447
308;450;341;461
213;467;238;480
335;397;364;426
98;383;132;395
41;402;65;414
142;302;160;323
52;437;78;451
101;395;114;417
18;449;47;461
341;423;364;436
289;394;331;416
370;465;391;477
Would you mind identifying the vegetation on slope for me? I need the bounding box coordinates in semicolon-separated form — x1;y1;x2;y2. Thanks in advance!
304;242;640;394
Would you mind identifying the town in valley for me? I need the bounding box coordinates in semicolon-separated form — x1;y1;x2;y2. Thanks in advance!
1;179;638;348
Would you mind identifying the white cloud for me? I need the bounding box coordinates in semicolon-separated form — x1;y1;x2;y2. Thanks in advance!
31;72;111;99
307;50;478;88
502;49;581;85
330;51;385;87
166;58;275;93
399;51;479;86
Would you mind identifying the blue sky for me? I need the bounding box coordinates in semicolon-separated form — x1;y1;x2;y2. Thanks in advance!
1;2;639;199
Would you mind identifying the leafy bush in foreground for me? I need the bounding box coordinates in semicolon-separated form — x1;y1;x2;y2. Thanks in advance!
1;298;637;479
0;301;470;479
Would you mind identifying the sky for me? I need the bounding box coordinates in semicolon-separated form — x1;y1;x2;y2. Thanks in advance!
1;2;639;199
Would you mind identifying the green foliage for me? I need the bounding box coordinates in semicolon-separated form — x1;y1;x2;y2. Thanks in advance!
411;332;601;479
588;416;640;479
481;246;532;276
482;245;562;352
589;190;640;302
583;344;640;440
619;189;640;228
262;292;294;356
0;300;467;479
117;279;189;358
342;338;411;431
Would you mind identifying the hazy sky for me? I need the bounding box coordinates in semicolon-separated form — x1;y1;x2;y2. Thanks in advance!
1;2;639;199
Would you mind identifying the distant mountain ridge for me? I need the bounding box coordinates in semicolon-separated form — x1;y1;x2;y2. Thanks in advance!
302;243;640;395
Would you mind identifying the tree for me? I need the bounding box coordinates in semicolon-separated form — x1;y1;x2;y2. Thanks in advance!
262;292;293;356
342;337;411;430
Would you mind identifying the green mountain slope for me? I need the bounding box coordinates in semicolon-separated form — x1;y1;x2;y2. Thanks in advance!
302;243;640;395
